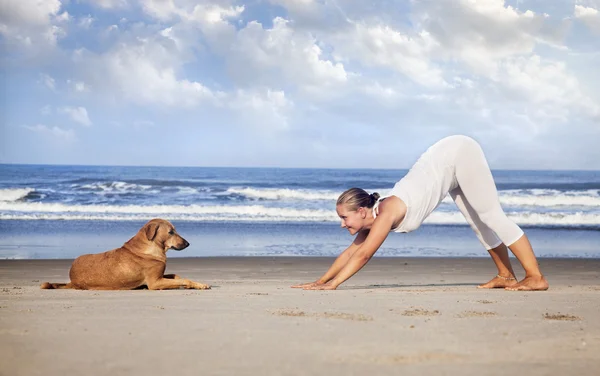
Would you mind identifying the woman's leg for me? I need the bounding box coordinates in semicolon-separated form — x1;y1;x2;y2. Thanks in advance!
504;235;548;290
450;187;517;288
481;243;518;288
453;138;548;291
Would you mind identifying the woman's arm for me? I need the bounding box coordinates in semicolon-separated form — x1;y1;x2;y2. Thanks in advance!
305;210;396;290
291;230;369;288
316;230;369;283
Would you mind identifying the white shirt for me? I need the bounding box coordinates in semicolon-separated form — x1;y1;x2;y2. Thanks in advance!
375;135;469;233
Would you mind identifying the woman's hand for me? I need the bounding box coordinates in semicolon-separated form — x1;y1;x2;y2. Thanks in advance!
303;281;338;290
290;281;323;289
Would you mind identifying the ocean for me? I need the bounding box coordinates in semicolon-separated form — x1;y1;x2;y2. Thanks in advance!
1;164;599;259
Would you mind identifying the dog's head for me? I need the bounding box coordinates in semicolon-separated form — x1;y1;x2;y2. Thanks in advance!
143;219;190;251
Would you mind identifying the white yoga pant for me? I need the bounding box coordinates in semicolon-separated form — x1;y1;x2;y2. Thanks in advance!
450;139;524;250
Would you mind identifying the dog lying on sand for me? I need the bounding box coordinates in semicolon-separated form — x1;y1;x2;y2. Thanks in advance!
41;218;211;290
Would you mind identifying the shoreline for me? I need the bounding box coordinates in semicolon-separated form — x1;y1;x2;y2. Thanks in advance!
1;257;599;375
2;220;600;259
3;256;600;283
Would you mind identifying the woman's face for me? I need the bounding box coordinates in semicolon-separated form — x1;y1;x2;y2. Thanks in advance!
336;204;365;235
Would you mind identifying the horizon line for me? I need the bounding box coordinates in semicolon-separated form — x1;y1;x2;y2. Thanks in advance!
1;162;599;172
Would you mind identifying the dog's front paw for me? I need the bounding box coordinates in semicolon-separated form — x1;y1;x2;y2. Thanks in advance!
193;283;211;290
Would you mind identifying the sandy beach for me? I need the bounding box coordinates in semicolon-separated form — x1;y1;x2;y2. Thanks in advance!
1;257;599;375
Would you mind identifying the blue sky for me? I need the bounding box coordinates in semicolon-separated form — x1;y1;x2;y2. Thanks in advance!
1;0;599;169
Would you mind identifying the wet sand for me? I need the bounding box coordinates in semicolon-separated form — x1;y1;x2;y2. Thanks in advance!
1;257;599;375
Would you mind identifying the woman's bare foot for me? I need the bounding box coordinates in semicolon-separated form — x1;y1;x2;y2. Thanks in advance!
477;274;518;289
505;275;549;291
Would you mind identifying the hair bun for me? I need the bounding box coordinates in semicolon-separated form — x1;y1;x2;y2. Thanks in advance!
370;192;380;205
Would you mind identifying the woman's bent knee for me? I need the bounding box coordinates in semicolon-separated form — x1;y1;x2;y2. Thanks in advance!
479;212;522;246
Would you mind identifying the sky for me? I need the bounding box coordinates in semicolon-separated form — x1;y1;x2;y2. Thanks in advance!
1;0;599;170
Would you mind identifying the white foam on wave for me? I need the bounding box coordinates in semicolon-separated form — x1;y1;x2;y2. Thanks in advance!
0;213;335;222
220;187;600;208
1;201;598;227
500;194;600;207
0;188;35;202
224;187;339;201
439;189;600;207
423;211;600;227
225;187;394;201
75;181;154;193
176;187;200;195
0;201;336;220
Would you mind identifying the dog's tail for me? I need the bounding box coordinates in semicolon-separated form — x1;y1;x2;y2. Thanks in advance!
40;282;73;289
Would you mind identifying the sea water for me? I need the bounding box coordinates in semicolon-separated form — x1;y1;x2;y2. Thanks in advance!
1;165;598;259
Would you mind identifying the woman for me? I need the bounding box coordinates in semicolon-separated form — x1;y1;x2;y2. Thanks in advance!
292;135;549;291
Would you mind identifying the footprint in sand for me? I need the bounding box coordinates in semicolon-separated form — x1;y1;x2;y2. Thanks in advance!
457;310;496;318
543;313;581;321
340;352;466;365
401;308;440;316
1;288;24;295
271;309;307;317
270;309;373;321
383;352;465;365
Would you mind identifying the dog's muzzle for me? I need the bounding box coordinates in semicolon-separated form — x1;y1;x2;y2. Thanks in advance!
173;239;190;251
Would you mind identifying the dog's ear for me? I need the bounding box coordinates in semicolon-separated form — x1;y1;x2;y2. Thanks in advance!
145;222;160;241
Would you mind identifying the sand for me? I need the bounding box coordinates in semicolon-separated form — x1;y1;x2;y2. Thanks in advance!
1;257;599;375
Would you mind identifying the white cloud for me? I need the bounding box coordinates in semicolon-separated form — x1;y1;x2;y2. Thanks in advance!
324;1;597;134
576;0;600;7
81;0;129;9
332;24;445;88
140;0;244;24
575;4;600;34
5;0;599;168
55;11;70;23
185;3;245;25
0;0;66;50
492;55;599;119
139;0;181;21
144;2;245;59
228;18;348;93
67;80;88;93
23;124;75;141
78;15;94;29
575;5;599;15
61;2;344;110
411;0;565;75
73;36;217;107
39;73;56;90
140;2;348;98
228;89;293;130
429;53;599;137
362;82;402;102
59;106;92;127
268;0;347;32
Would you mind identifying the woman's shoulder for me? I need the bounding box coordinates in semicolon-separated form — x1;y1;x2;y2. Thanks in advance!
378;195;401;207
377;195;407;219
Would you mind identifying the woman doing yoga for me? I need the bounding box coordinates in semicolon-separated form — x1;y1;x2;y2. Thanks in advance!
292;135;549;291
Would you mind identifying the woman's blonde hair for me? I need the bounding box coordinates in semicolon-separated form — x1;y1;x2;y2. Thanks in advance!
336;188;380;211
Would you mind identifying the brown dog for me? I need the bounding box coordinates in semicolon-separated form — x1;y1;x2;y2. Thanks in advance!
40;218;210;290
